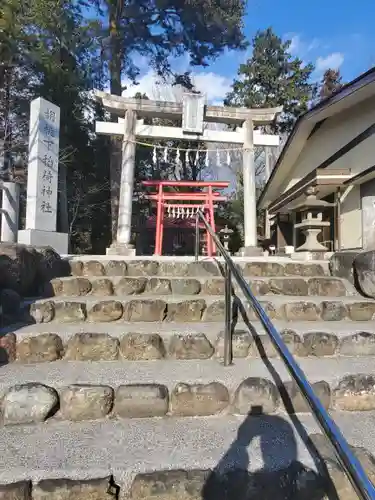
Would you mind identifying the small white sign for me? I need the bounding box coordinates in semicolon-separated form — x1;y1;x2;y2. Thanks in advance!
25;97;60;232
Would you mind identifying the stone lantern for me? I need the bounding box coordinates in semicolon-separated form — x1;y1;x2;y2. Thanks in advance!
220;225;234;253
293;187;334;253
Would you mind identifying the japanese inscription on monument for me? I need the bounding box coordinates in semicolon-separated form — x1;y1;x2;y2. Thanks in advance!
25;97;60;231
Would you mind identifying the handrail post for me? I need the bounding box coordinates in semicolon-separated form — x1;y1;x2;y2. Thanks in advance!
223;262;233;366
194;213;199;262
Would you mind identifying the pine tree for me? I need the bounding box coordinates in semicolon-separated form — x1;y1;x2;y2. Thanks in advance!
225;27;316;133
319;68;343;100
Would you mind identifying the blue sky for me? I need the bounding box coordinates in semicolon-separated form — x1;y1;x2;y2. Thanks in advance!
123;0;375;103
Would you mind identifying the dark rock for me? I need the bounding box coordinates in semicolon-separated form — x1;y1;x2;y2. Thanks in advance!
329;251;360;285
353;250;375;298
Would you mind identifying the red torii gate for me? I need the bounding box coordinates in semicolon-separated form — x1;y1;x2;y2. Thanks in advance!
142;180;229;256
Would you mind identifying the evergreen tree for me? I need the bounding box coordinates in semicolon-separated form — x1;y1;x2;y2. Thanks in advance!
225;27;316;133
319;68;343;100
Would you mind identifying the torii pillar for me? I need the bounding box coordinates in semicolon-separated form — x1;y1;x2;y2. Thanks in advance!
94;91;281;256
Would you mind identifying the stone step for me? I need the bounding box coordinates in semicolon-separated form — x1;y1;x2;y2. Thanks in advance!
0;358;375;425
45;275;356;298
4;322;375;365
67;259;328;279
27;295;375;324
0;411;374;499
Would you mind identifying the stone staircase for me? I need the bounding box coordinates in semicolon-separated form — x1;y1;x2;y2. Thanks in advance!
1;256;375;499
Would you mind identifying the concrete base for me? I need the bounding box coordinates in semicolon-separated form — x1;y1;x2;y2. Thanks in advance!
106;242;136;256
238;246;264;257
18;229;69;254
291;251;333;261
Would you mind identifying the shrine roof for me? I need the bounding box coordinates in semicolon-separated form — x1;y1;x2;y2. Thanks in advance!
258;66;375;210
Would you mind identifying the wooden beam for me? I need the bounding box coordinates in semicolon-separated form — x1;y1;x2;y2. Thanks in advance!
95;121;280;146
94;90;282;125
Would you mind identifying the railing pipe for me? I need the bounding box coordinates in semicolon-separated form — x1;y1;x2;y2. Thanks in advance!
194;210;375;500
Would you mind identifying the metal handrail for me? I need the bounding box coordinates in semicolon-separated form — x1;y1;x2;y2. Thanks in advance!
194;210;375;500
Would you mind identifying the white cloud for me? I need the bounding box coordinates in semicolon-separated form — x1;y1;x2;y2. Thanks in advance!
315;52;344;72
289;35;302;55
286;33;321;59
122;70;231;103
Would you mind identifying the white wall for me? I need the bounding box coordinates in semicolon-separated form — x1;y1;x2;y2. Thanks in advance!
281;95;375;193
360;178;375;250
340;185;362;250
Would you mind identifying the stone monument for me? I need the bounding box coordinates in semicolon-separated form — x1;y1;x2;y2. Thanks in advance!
18;97;68;254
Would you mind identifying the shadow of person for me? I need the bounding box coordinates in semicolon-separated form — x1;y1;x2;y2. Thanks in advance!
202;406;327;500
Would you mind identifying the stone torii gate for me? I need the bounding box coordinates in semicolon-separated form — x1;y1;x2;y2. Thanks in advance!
95;90;281;256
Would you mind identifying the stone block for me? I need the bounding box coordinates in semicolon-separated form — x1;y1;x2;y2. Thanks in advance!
187;261;221;277
33;478;115;500
284;262;325;276
69;260;83;276
233;377;279;414
268;278;308;296
105;260;127;276
130;470;209;499
82;261;105;277
334;374;375;411
64;333;119;361
61;277;92;296
54;301;86;323
303;332;338;356
0;481;31;500
120;333;165;360
308;278;346;296
17;334;63;363
339;332;375;356
202;278;224;295
171;279;201;295
114;384;169;418
280;330;307;356
347;302;375;321
215;330;252;359
168;333;213;359
249;334;280;358
2;383;58;425
123;299;166;322
115;277;147;295
146;278;171;294
59;385;114;421
283;301;320;321
283;380;331;413
87;300;123;322
248;279;270;295
157;262;190;276
170;382;229;416
127;260;159;276
242;262;284;277
30;301;55;323
203;300;226;321
245;301;277;321
166;300;205;322
90;278;114;296
320;301;347;321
